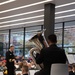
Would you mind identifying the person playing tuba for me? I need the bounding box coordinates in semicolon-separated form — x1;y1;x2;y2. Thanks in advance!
34;34;67;75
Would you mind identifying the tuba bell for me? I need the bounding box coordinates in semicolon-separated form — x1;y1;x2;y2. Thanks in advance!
29;30;49;69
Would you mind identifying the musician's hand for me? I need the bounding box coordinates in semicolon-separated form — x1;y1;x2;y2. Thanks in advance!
33;51;40;58
33;51;37;58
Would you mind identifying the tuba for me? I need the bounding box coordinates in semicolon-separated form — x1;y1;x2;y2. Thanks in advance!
29;30;49;69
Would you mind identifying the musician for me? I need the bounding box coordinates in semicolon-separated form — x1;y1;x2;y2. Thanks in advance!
34;34;67;75
6;45;15;75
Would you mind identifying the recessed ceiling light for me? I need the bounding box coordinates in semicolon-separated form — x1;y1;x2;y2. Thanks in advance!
1;8;75;21
55;14;75;19
0;0;52;14
0;15;44;24
0;1;75;20
0;0;16;5
56;2;75;8
0;9;44;20
0;19;44;28
55;9;75;14
0;13;75;28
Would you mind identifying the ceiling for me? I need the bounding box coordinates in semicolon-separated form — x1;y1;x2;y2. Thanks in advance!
0;0;75;30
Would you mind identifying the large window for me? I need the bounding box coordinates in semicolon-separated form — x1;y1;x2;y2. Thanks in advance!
10;28;23;56
64;27;75;47
0;21;75;56
54;23;63;47
0;30;9;56
64;21;75;53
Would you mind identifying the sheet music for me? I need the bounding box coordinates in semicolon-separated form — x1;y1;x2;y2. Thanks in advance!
66;54;75;64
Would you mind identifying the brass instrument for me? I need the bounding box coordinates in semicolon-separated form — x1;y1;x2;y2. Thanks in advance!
29;30;49;69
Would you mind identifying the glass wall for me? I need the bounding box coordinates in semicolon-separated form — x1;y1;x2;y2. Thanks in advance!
0;21;75;57
54;21;75;53
64;21;75;53
0;30;9;56
10;28;23;56
0;25;42;58
54;23;63;47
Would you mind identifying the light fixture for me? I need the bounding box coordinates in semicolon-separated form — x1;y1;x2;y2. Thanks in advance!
1;8;75;22
0;15;44;24
0;19;44;28
0;0;16;5
0;9;44;20
0;0;52;14
56;2;75;8
0;14;75;28
1;1;75;20
1;9;75;24
55;9;75;14
55;14;75;19
0;0;74;13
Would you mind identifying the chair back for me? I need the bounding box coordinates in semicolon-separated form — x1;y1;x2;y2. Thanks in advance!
51;64;69;75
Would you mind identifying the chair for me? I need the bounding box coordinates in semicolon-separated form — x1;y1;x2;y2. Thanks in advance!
50;64;69;75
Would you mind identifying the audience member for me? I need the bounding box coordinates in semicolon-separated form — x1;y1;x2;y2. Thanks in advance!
68;64;75;75
17;65;29;75
72;63;75;73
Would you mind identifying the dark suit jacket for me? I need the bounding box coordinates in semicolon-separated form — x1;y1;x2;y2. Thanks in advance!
6;50;15;75
35;44;67;75
6;50;15;69
69;71;75;75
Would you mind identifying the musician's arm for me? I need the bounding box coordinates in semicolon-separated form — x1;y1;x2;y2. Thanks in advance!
35;49;44;64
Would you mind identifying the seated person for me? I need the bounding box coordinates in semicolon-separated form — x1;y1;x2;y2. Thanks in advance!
2;60;8;75
17;65;29;75
72;63;75;73
68;64;75;75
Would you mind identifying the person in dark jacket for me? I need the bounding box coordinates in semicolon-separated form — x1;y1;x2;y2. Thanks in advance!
34;34;67;75
6;45;15;75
